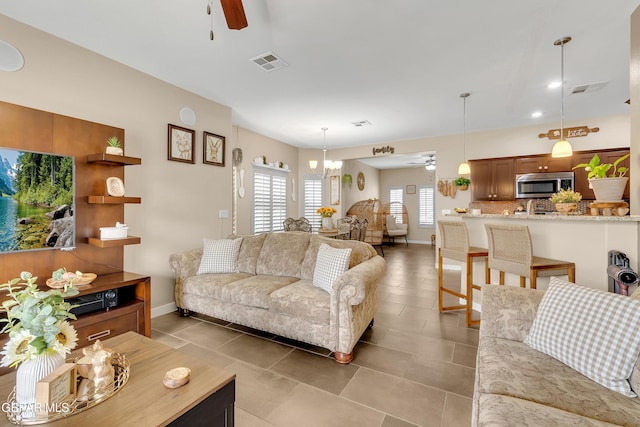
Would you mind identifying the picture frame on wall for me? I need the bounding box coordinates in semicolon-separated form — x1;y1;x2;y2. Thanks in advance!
406;184;416;194
330;175;340;205
203;132;225;166
168;124;195;164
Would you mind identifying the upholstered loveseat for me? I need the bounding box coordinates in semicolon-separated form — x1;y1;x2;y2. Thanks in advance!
473;280;640;426
169;231;386;363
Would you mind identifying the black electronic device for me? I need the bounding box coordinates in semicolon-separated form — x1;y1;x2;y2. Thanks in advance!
69;289;119;316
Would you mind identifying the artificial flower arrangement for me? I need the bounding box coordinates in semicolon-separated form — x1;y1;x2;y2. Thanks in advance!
317;207;337;218
0;271;79;368
549;188;582;204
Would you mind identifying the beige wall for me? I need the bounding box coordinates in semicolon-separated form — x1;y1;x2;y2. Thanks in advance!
631;6;640;215
341;160;380;214
379;168;436;243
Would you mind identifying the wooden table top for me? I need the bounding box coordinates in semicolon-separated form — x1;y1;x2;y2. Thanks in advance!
0;332;235;426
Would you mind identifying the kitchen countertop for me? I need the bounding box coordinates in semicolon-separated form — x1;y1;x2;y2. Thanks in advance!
449;213;640;222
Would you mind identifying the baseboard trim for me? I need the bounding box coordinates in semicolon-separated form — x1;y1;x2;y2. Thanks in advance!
151;302;177;318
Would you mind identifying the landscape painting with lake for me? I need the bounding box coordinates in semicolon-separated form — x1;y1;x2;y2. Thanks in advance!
0;148;75;253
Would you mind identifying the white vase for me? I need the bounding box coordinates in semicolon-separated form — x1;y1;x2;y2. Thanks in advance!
15;352;65;411
321;217;334;230
589;177;628;202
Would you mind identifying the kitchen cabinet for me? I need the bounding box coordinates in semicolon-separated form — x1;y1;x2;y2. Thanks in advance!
573;149;630;200
470;158;515;201
515;156;572;174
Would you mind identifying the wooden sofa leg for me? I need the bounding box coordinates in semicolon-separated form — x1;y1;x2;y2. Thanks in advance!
334;352;353;364
177;307;191;317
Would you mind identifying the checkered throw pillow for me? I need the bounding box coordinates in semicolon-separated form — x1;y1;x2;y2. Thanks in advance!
313;243;352;293
196;238;242;274
525;277;640;397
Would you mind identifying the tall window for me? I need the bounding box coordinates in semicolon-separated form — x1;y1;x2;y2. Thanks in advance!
303;174;323;232
252;166;288;234
418;185;435;227
389;187;404;223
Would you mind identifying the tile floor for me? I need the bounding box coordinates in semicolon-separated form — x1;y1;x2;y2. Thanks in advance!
152;243;477;427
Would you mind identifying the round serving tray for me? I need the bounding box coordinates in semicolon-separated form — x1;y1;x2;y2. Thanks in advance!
5;353;130;425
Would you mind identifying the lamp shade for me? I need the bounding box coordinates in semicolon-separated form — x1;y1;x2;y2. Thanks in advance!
551;139;573;158
457;162;471;175
309;160;318;170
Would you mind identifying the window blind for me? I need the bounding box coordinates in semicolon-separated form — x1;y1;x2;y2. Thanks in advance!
418;185;435;226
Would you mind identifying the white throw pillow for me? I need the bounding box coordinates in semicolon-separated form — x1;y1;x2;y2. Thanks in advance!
196;238;242;274
525;277;640;397
313;243;352;293
386;215;397;231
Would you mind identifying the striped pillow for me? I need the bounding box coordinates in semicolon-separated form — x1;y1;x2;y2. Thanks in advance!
525;277;640;397
313;243;352;293
196;238;242;274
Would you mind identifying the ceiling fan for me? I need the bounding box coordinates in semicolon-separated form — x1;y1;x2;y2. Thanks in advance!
408;154;436;170
220;0;248;30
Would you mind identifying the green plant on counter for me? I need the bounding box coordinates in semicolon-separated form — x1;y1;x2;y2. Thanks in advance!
106;136;121;147
454;176;471;187
549;188;582;204
572;153;629;179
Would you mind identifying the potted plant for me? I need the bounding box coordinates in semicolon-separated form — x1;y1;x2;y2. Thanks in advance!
549;188;582;214
572;153;629;201
342;174;353;187
106;136;124;156
454;176;471;191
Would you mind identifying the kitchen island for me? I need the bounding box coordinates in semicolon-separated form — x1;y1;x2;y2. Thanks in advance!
444;213;640;293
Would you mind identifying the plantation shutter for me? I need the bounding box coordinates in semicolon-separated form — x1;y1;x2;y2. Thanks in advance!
389;187;404;223
303;175;323;232
252;165;289;234
418;185;435;226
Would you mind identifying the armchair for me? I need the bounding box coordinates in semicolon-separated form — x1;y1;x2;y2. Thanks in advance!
385;215;408;246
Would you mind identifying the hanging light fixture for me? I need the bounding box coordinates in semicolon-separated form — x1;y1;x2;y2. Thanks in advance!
551;36;573;158
309;128;342;177
457;93;471;175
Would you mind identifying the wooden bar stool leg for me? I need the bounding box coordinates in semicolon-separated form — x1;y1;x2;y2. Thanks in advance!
484;258;489;285
499;271;505;285
530;270;537;289
466;255;473;327
438;248;445;312
520;276;526;288
568;267;575;283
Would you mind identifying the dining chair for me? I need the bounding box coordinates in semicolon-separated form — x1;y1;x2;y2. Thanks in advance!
484;223;575;289
437;220;489;327
283;217;312;232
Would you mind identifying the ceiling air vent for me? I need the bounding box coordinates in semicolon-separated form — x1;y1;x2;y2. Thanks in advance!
570;81;608;94
249;51;288;72
352;120;372;127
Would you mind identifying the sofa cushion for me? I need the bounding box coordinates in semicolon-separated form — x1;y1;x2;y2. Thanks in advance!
182;272;253;299
300;235;376;280
386;215;397;230
221;275;300;309
269;280;330;325
524;277;640;397
478;336;640;426
237;233;267;274
477;394;617;427
197;238;242;274
313;243;351;293
256;232;311;277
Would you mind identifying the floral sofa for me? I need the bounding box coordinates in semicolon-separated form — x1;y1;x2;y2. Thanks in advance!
473;280;640;426
169;231;386;363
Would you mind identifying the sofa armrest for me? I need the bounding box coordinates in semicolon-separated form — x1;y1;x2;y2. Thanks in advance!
479;285;546;342
331;255;386;306
169;247;203;283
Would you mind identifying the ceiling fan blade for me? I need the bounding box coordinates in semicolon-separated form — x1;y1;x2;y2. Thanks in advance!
220;0;248;30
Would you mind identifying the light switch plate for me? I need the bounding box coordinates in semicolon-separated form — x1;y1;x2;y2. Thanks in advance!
442;209;451;215
218;209;229;219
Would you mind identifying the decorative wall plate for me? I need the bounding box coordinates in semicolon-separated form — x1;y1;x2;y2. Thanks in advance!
357;172;365;191
106;177;125;197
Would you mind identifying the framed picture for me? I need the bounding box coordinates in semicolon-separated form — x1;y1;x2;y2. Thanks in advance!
330;175;340;205
406;184;416;194
203;132;225;166
35;363;77;413
168;124;195;164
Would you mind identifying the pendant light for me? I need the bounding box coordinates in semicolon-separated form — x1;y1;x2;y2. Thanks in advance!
457;93;471;175
551;36;573;158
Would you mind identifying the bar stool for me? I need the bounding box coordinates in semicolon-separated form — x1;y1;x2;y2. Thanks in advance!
437;221;489;327
484;223;575;289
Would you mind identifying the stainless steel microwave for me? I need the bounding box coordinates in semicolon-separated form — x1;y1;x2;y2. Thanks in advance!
515;172;574;199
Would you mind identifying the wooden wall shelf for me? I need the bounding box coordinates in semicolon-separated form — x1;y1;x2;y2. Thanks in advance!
87;236;141;247
87;153;142;166
88;196;142;204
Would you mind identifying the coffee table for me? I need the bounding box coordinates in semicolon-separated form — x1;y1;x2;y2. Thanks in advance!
0;332;235;426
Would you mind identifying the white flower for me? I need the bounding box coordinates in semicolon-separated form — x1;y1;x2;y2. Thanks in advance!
51;321;78;355
1;330;36;367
